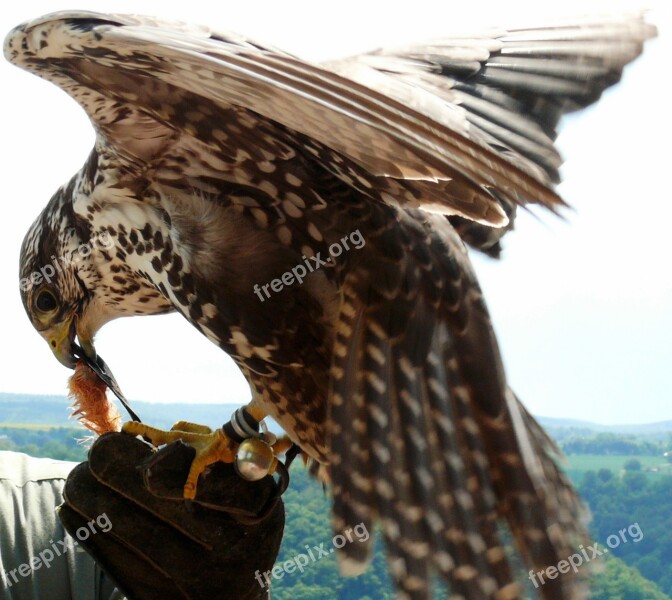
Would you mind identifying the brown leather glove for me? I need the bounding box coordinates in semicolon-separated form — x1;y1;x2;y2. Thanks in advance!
59;432;286;600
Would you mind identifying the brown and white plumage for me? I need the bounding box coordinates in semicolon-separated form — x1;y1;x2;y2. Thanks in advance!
6;11;655;599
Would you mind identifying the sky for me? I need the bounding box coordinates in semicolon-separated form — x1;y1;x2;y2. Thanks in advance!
0;0;669;425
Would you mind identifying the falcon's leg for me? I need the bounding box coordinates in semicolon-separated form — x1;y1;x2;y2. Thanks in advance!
122;404;291;499
122;421;237;498
170;421;214;434
270;437;294;456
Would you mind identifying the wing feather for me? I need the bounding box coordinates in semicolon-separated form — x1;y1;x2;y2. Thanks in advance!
6;11;590;227
328;209;588;598
4;12;654;227
328;13;655;186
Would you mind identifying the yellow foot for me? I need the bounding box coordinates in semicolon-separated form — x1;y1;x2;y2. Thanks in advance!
271;436;294;457
170;421;214;435
122;421;236;500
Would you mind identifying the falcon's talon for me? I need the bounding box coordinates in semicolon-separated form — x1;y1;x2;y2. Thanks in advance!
123;420;238;498
171;421;213;434
271;436;294;457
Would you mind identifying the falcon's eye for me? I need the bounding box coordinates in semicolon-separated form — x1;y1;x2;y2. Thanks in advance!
35;289;59;313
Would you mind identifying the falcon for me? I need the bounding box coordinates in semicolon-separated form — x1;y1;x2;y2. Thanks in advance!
6;11;655;599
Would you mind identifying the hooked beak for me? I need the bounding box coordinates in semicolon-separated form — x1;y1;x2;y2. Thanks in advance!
46;317;97;369
44;316;140;422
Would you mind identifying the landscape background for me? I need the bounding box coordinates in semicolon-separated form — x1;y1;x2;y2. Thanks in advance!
2;392;671;599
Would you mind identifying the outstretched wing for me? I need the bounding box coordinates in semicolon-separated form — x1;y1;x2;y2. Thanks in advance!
329;14;655;186
328;14;655;255
5;11;587;228
328;207;587;599
322;14;654;599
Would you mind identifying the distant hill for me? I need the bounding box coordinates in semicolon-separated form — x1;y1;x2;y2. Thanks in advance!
0;392;246;430
537;415;672;440
538;416;672;432
2;392;670;438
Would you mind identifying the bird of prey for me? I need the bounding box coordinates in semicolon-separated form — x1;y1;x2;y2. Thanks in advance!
6;11;655;599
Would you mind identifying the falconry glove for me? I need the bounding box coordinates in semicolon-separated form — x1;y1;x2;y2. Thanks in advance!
59;433;285;600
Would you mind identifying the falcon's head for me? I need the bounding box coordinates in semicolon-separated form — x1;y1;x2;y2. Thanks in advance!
18;183;108;369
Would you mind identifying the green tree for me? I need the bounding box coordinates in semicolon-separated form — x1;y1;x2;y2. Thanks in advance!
622;471;647;493
590;555;669;599
623;459;642;471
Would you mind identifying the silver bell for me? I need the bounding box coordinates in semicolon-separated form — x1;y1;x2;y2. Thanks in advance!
234;437;275;481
